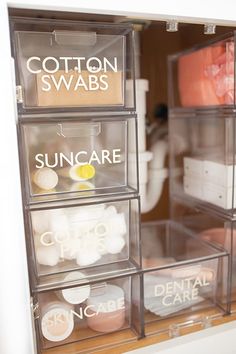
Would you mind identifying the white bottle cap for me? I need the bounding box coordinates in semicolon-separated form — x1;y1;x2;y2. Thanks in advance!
61;272;91;304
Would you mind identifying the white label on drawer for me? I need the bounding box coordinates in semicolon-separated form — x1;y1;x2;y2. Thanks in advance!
153;272;211;307
27;56;118;92
72;296;125;318
35;149;122;168
43;296;124;329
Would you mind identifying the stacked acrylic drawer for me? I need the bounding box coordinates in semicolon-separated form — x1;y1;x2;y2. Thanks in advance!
166;31;236;325
140;219;229;337
11;15;234;351
11;17;142;353
138;32;233;340
169;111;236;215
13;19;135;113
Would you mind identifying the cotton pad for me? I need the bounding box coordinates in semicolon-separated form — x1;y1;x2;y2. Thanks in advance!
61;272;91;304
49;212;69;233
98;213;127;237
36;245;60;266
105;236;125;254
57;237;81;260
76;247;101;266
110;213;127;236
103;205;117;217
31;210;49;234
96;236;108;256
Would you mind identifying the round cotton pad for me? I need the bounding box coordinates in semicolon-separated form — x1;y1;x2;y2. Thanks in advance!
36;245;60;266
61;271;91;304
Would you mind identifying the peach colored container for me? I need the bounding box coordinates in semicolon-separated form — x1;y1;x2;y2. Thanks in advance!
40;294;74;342
178;43;233;107
86;284;125;333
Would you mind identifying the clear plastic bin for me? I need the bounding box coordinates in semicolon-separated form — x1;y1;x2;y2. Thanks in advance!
168;32;235;110
19;115;138;203
169;112;236;217
27;197;140;287
171;197;236;309
141;220;229;336
11;17;135;113
32;274;142;351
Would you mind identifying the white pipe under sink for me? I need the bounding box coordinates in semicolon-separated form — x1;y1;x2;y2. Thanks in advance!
127;78;168;213
140;140;168;213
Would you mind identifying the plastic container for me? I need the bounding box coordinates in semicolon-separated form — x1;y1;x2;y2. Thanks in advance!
19;115;138;203
141;220;230;336
33;275;142;351
11;17;135;113
169;112;236;217
27;196;141;286
170;197;236;311
168;32;235;110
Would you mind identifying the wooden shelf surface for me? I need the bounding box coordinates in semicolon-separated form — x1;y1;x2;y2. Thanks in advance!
41;304;236;354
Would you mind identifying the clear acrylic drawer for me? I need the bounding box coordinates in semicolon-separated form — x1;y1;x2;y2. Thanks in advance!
11;17;135;113
19;116;138;203
27;197;140;286
171;197;236;311
168;32;235;109
33;274;142;352
141;220;229;336
169;112;236;218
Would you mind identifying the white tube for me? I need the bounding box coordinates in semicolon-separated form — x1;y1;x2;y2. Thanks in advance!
149;140;168;170
127;78;168;213
127;79;149;153
140;140;168;213
138;114;147;153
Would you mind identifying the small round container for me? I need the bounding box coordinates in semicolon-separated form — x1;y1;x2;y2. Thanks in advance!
86;284;125;333
41;300;74;342
32;167;58;190
59;271;91;305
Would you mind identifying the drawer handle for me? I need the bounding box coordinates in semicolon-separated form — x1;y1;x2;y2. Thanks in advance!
53;30;97;46
57;123;101;137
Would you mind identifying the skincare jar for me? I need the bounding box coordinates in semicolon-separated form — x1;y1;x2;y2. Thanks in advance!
86;284;126;333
